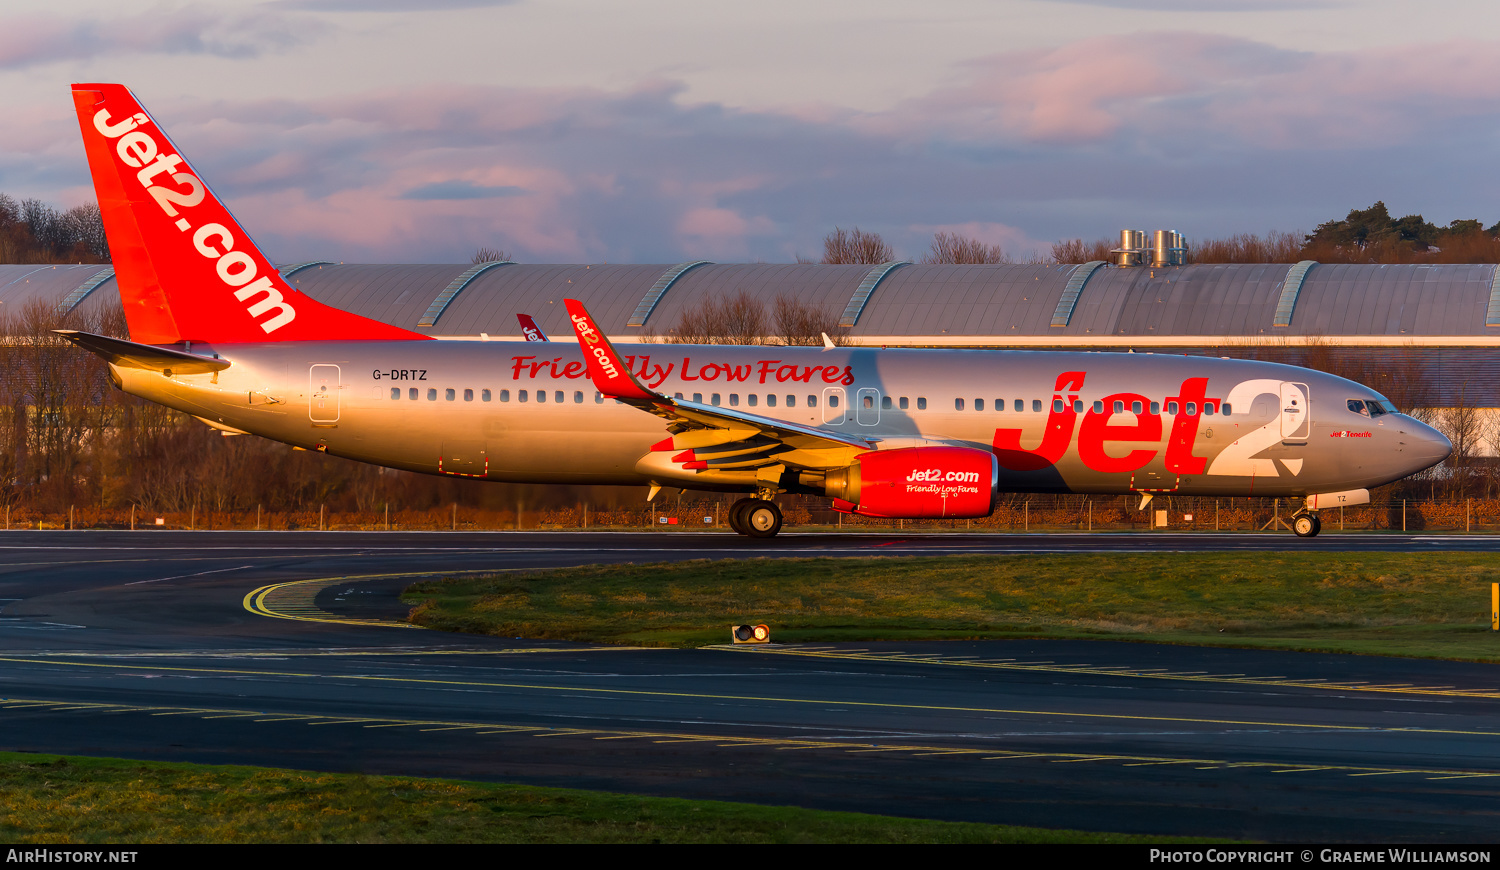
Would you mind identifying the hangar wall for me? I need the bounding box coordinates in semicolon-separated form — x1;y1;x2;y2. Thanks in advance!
5;259;1500;408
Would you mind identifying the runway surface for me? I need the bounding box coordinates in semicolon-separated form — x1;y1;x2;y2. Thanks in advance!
1;529;1498;841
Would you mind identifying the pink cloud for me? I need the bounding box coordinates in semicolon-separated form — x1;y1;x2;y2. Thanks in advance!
885;33;1500;150
0;10;315;70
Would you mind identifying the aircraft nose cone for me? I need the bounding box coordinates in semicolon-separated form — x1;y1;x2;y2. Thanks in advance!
1404;418;1452;469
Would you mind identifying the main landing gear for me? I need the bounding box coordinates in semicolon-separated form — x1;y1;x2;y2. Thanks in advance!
728;498;783;538
1292;512;1322;538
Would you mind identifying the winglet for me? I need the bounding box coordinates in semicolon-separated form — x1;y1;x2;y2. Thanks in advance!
517;314;548;342
564;299;657;402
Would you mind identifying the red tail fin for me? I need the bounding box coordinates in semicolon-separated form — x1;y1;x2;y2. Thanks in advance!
71;83;427;345
517;313;548;342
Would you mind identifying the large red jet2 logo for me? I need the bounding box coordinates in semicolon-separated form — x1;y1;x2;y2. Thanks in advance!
993;372;1219;475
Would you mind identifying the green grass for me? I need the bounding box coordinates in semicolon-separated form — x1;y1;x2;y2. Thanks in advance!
403;552;1500;660
0;752;1205;843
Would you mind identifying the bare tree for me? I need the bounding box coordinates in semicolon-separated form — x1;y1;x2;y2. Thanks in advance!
922;231;1010;264
772;294;846;346
1190;231;1302;264
1051;238;1114;264
1436;386;1482;498
666;290;767;344
471;247;512;264
822;227;893;264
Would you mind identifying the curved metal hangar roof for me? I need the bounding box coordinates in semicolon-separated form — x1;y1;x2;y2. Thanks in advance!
8;259;1500;348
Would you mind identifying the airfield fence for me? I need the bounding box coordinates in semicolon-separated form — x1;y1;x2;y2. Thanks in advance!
6;495;1499;533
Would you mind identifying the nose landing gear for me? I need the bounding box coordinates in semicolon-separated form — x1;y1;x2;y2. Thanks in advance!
1292;512;1322;538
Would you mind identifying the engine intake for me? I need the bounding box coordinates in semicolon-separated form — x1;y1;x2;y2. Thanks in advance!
824;446;998;519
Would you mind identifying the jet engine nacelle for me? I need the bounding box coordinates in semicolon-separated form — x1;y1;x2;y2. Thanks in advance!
824;446;999;519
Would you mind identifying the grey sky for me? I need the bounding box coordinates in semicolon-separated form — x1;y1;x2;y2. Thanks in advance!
3;0;1499;263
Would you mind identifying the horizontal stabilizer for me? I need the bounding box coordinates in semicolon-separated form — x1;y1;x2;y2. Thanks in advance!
54;329;230;374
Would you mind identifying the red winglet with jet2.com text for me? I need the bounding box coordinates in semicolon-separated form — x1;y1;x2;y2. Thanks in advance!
71;83;428;345
563;299;656;402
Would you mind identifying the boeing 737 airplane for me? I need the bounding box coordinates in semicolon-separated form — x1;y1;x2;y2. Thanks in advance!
59;83;1452;538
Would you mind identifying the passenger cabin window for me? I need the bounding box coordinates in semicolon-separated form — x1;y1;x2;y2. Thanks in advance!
692;393;703;403
1054;399;1065;413
445;388;455;401
595;392;604;404
748;394;758;407
881;396;892;410
917;397;926;410
955;398;965;411
482;389;491;402
828;395;839;408
1186;402;1197;415
994;398;1002;411
899;397;909;410
766;394;777;407
463;389;473;402
519;390;528;402
865;395;876;409
786;395;796;407
574;391;583;403
1222;403;1232;415
1131;401;1142;414
409;388;418;401
427;388;437;401
1113;400;1124;414
537;390;546;403
1150;401;1159;414
1167;401;1178;414
1093;401;1103;414
711;393;722;406
390;388;400;400
1032;399;1042;412
555;391;564;403
1072;400;1083;413
808;395;817;408
974;398;984;411
1014;399;1023;412
730;394;740;407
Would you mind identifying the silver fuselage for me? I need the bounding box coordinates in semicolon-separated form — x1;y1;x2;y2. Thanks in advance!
114;340;1451;498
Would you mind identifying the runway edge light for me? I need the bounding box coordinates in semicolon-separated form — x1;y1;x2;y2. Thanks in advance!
732;624;770;644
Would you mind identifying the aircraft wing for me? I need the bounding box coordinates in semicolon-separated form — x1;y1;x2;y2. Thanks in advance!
563;300;872;474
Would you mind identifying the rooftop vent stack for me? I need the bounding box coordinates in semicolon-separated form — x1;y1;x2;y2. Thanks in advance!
1152;230;1187;268
1114;229;1147;266
1152;230;1171;268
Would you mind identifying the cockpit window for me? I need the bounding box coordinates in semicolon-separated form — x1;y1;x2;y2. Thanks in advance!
1347;399;1369;417
1366;400;1390;417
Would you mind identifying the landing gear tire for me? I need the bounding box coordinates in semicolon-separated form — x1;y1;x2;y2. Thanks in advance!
727;498;753;535
1293;513;1321;538
743;499;783;539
